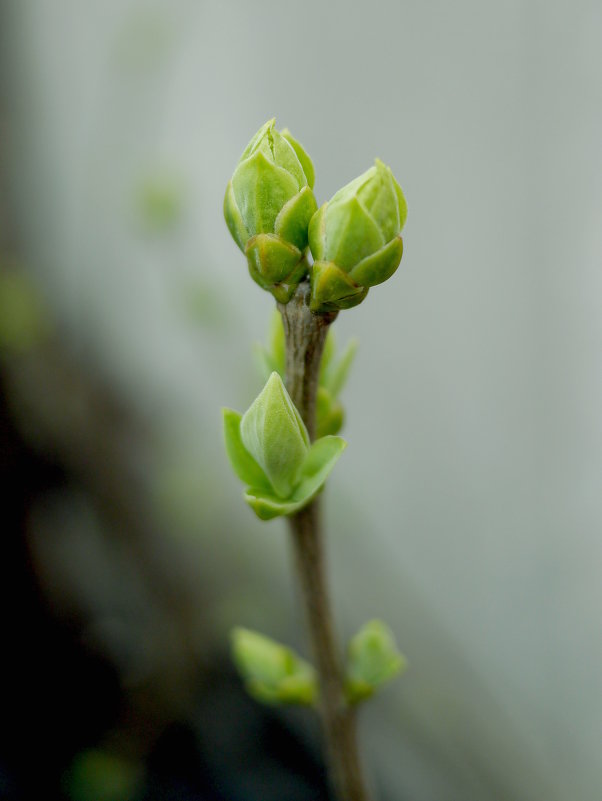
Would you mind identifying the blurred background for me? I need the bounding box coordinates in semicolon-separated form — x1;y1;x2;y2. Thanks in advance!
1;1;601;799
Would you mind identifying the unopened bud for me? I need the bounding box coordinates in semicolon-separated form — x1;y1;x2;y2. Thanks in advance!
309;159;407;312
224;119;317;302
231;627;317;706
345;619;407;703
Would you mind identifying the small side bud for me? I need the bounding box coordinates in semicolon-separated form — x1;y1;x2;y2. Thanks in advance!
231;627;317;706
223;373;346;520
345;620;407;704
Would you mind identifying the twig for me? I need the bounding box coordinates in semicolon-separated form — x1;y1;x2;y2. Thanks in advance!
279;280;372;801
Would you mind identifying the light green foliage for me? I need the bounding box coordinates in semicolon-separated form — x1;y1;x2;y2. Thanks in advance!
345;620;407;704
224;119;317;302
223;372;346;519
231;627;317;705
309;159;407;312
254;311;358;438
64;749;143;801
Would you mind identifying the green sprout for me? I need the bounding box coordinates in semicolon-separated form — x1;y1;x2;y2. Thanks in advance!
309;159;407;312
222;119;408;801
223;372;346;520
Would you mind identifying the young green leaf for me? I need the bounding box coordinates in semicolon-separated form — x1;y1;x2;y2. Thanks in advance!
275;186;318;252
267;309;286;376
292;435;347;505
243;435;346;519
222;408;271;491
349;236;404;288
231;627;317;706
280;128;315;190
243;489;298;520
322;338;358;398
345;620;407;704
316;387;345;438
319;329;336;378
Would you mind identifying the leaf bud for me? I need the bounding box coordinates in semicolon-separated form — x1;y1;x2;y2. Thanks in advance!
309;159;407;312
231;627;317;706
345;619;407;704
224;119;318;303
222;372;346;520
240;371;310;499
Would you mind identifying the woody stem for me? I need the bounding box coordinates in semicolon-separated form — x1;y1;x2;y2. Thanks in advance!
278;280;372;801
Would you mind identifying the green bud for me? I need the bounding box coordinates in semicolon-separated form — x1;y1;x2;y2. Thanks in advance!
308;159;407;312
231;627;317;706
316;386;345;438
240;371;310;498
224;119;318;302
222;372;346;520
345;620;407;704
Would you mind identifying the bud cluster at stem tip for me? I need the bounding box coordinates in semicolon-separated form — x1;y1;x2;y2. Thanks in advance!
224;119;407;313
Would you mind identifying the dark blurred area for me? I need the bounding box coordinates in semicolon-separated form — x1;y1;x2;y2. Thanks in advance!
0;253;332;801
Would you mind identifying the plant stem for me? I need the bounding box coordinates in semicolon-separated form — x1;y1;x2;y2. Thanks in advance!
278;280;372;801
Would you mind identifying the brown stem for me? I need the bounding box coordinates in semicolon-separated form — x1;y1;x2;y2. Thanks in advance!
278;281;372;801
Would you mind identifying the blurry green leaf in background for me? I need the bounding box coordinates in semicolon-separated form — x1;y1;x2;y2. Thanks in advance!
63;749;144;801
0;270;50;354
